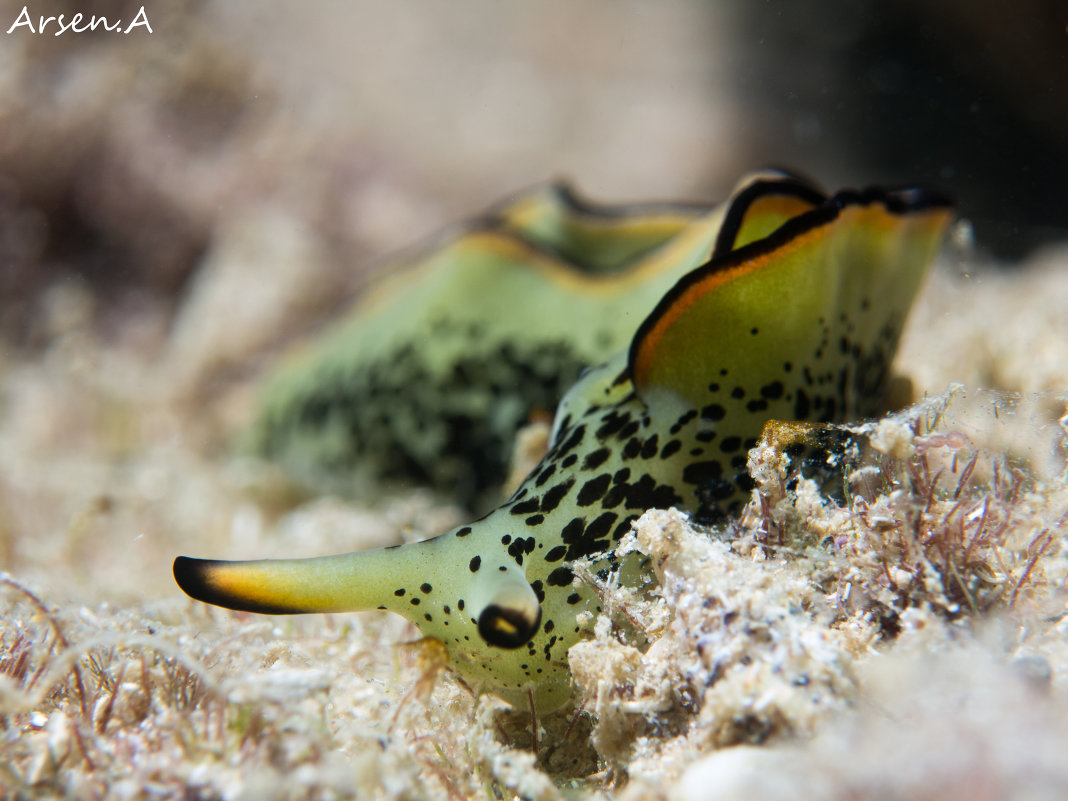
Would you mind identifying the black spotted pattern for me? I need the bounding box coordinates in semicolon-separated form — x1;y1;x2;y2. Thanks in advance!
254;332;591;511
262;203;936;710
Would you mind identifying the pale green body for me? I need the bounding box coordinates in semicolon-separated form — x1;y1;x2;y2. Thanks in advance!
248;185;729;509
175;173;952;712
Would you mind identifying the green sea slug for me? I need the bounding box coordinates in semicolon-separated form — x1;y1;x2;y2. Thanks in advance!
245;177;758;510
174;171;952;713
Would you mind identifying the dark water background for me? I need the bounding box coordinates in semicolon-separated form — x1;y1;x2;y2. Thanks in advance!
2;0;1064;344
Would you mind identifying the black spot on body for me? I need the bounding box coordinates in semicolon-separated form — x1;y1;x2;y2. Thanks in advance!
508;537;536;559
577;473;612;506
420;583;432;594
586;511;617;539
622;473;681;509
469;556;481;573
601;483;627;508
540;477;575;513
651;482;684;508
561;517;586;543
760;380;786;399
556;424;586;456
595;411;629;439
545;545;567;562
682;460;723;485
613;515;639;540
660;439;682;459
534;464;556;487
701;403;726;421
581;447;611;470
511;498;540;515
547;567;575;587
670;409;698;435
640;435;659;459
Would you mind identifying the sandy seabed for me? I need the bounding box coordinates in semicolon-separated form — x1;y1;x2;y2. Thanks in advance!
0;241;1067;800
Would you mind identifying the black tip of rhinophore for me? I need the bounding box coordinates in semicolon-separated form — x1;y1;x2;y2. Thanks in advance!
172;556;248;611
173;556;212;603
478;603;543;649
173;556;315;615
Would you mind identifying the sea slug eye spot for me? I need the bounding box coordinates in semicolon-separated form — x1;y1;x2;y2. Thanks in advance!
478;604;542;649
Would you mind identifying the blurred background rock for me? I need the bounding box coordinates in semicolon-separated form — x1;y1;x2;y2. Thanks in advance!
2;0;1065;353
